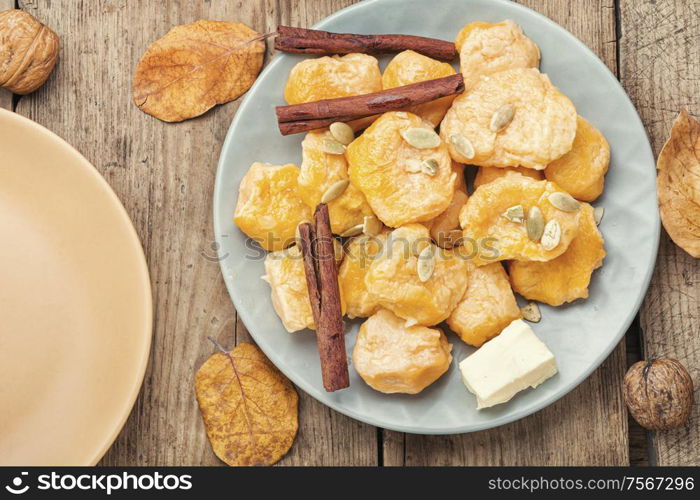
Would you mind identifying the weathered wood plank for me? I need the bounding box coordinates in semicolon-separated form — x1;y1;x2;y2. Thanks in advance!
383;0;629;466
620;0;700;467
0;90;10;110
13;0;667;466
16;0;375;466
0;1;13;110
384;343;629;466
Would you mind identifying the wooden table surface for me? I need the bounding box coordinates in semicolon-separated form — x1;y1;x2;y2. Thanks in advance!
3;0;697;466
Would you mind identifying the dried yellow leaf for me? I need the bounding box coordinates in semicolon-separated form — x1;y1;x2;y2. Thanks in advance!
657;110;700;257
133;20;265;122
195;341;298;466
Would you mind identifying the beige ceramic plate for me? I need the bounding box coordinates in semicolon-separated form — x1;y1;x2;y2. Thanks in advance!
0;109;152;465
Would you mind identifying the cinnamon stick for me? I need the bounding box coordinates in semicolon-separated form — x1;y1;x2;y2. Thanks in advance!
298;223;321;321
276;73;464;135
275;25;456;61
279;115;361;136
298;205;349;392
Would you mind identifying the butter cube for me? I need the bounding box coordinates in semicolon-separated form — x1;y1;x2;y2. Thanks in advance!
459;319;557;409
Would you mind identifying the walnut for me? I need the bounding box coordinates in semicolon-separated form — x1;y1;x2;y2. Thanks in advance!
624;358;694;431
0;9;59;95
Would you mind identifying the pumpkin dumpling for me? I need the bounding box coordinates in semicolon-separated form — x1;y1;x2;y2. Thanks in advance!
382;49;457;126
545;116;610;202
459;173;581;265
284;53;382;104
508;203;605;306
352;309;452;394
263;246;315;332
364;224;468;326
234;162;311;251
338;232;388;319
447;262;521;347
474;166;543;189
422;162;469;248
440;68;577;169
297;130;374;235
454;20;540;89
347;111;456;227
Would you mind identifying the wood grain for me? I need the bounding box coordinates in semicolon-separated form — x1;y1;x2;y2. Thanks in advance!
383;0;629;466
620;0;700;466
0;89;9;110
0;0;13;110
15;0;376;466
11;0;687;466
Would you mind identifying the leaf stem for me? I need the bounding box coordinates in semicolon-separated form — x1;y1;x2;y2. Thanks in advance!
208;336;229;354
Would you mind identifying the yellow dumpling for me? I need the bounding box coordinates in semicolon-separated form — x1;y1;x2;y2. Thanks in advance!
263;244;346;332
545;116;610;201
423;163;468;247
508;203;605;305
365;224;468;326
382;50;457;126
474;166;543;189
454;20;540;89
263;246;315;332
347;112;456;227
297;130;374;235
447;262;521;347
284;53;382;104
440;68;577;170
234;162;311;251
459;173;581;265
352;308;452;394
338;233;388;319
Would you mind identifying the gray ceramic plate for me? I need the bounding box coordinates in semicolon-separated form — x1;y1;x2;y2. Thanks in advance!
214;0;658;434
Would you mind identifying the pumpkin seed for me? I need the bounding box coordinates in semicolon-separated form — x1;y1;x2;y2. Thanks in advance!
449;134;475;160
404;159;423;173
548;191;581;212
320;179;350;204
417;246;436;282
340;223;364;238
520;302;541;323
404;317;418;327
526;206;545;241
329;122;354;145
401;127;441;149
489;104;515;132
362;215;382;237
421;158;439;176
594;206;605;226
322;138;346;155
502;204;525;223
541;219;561;250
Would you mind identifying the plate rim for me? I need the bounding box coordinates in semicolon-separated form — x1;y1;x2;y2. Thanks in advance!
214;0;659;434
0;108;154;462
